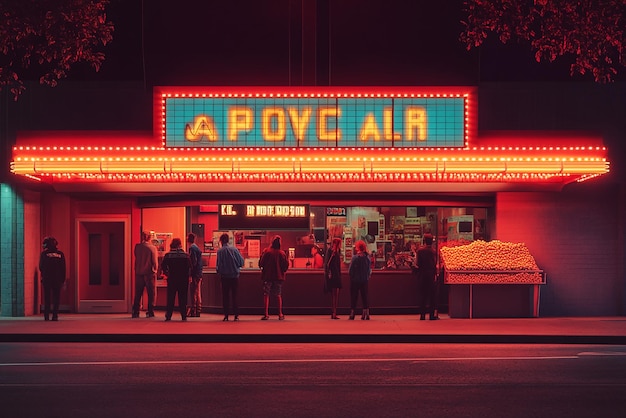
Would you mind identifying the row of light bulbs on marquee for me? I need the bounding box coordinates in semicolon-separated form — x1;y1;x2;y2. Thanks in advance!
30;171;598;183
14;145;606;152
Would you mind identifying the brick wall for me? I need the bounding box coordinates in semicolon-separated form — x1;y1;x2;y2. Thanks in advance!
495;184;622;316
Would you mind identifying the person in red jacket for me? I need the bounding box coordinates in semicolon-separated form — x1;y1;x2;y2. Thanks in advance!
258;235;289;320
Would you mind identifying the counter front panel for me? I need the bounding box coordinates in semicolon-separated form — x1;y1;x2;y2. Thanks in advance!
155;270;424;315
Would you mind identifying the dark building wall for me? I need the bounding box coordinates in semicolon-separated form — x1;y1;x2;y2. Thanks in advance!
496;185;623;316
481;82;626;315
14;81;152;131
478;82;626;182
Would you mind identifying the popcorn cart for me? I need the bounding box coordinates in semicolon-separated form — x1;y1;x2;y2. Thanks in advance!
441;240;547;318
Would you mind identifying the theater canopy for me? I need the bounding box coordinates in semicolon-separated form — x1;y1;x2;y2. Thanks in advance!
10;87;609;193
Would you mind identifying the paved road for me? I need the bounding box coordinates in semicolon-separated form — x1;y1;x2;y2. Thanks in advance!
1;343;625;418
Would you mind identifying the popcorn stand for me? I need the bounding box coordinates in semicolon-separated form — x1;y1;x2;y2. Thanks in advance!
441;240;546;318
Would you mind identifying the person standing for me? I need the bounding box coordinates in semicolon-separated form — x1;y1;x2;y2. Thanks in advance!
348;240;371;320
216;233;244;321
325;238;343;319
258;235;289;320
39;237;66;321
161;238;192;321
187;233;203;317
416;233;439;320
132;231;159;318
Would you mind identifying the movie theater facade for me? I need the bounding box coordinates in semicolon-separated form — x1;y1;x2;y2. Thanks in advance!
6;86;618;318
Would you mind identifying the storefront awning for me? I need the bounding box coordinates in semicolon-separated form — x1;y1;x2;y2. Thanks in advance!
10;130;609;193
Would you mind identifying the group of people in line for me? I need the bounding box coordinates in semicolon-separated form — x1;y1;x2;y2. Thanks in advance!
133;231;244;321
38;232;440;322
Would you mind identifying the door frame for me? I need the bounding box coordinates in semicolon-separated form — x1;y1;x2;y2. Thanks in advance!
75;215;131;313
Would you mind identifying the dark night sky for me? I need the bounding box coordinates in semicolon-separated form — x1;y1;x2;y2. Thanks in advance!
70;0;596;87
10;0;625;181
51;0;624;182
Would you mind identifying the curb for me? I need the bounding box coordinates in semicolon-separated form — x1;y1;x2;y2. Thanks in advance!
2;333;626;344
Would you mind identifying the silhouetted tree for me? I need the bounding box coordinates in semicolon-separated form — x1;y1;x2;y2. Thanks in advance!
0;0;113;99
460;0;625;82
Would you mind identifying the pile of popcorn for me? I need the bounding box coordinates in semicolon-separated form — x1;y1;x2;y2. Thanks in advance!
440;240;542;284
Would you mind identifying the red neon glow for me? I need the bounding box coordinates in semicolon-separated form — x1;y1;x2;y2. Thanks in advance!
11;144;608;186
11;98;609;189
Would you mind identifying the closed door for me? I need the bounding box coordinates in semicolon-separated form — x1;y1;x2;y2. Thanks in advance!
76;218;130;313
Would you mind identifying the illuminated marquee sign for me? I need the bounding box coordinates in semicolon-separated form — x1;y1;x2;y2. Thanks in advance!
164;96;466;148
219;204;310;230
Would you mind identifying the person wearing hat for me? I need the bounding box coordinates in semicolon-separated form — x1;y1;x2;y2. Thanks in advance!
39;237;66;321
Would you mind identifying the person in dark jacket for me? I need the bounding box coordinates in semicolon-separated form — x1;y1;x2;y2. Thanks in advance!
258;235;289;320
161;238;192;321
187;233;204;317
325;237;343;319
39;236;66;321
348;239;371;320
132;231;159;318
416;233;439;320
216;233;244;321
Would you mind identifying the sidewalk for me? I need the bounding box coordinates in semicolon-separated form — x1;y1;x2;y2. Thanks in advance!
1;314;625;344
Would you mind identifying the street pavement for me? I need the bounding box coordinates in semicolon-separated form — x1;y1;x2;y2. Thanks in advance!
1;313;625;344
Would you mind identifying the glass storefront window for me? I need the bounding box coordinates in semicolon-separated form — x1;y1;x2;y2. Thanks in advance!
323;205;490;270
438;207;488;246
143;203;490;271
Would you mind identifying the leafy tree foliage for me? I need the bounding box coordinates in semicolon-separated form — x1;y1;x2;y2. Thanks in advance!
0;0;113;99
460;0;625;82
